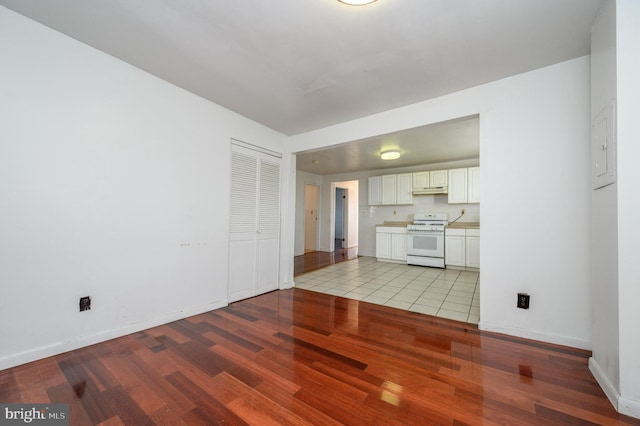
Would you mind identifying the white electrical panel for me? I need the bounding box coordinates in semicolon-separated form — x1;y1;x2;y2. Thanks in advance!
591;101;616;190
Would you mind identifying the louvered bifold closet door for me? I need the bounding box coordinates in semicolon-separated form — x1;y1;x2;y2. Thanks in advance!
256;157;280;295
228;142;281;303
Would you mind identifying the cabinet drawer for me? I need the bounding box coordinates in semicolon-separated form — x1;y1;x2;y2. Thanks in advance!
445;228;465;237
466;228;480;237
377;226;407;234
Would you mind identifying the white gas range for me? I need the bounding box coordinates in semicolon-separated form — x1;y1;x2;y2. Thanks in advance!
406;213;448;268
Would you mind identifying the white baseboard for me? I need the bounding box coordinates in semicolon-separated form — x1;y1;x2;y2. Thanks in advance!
478;321;592;350
280;281;295;290
0;300;227;371
619;396;640;419
589;357;619;411
588;358;640;420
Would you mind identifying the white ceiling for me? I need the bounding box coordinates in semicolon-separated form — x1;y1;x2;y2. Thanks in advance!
1;0;603;174
296;115;479;175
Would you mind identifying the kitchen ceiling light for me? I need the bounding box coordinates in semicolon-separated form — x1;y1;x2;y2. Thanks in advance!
338;0;377;5
380;150;400;160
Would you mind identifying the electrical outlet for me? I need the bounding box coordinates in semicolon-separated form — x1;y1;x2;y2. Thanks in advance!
461;208;465;215
79;296;91;312
517;293;530;309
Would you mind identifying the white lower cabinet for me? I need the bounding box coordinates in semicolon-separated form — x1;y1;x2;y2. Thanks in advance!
375;232;392;259
391;233;407;261
445;227;480;269
445;229;466;267
376;226;407;263
465;229;480;268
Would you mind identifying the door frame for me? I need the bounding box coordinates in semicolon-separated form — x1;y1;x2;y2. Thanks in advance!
304;184;320;252
329;180;358;252
334;187;348;249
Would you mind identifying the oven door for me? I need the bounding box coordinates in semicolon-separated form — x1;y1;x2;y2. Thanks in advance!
407;232;444;258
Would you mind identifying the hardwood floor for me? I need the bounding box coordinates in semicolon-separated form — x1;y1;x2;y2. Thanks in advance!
1;289;638;425
294;248;358;276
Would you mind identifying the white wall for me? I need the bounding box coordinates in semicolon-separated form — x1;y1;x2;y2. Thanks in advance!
589;0;620;406
616;0;640;417
289;57;592;349
589;1;640;418
0;7;287;369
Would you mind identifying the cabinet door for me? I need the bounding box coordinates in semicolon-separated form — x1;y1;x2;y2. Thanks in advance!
376;232;392;259
467;166;480;203
412;171;429;189
448;168;468;204
430;170;448;187
381;175;397;205
396;173;413;205
445;235;466;267
391;233;407;261
465;236;480;268
368;176;381;205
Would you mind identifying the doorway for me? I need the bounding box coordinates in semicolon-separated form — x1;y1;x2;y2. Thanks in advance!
335;188;347;249
304;184;319;253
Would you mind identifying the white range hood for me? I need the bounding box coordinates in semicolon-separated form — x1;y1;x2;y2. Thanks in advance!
412;186;448;195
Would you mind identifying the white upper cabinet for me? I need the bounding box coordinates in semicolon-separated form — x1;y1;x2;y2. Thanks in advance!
396;173;413;205
448;167;479;204
430;170;448;188
412;171;429;189
448;168;468;203
368;176;382;205
412;170;447;189
369;173;414;205
370;166;475;205
381;174;397;205
467;166;480;203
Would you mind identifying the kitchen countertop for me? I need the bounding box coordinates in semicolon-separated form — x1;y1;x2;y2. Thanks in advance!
376;221;411;227
446;222;480;229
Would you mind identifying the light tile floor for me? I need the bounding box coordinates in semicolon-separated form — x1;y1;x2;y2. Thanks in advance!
295;256;480;324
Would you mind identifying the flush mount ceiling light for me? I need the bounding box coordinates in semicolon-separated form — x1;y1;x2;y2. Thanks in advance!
380;150;400;160
338;0;377;5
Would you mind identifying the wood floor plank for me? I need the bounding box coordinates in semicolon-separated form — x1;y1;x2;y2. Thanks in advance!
217;372;313;426
13;363;49;403
3;287;640;425
164;371;248;425
46;382;94;425
101;385;154;426
56;355;115;424
210;344;301;396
